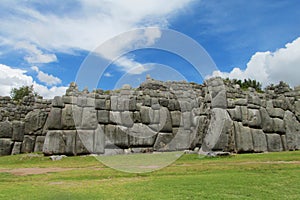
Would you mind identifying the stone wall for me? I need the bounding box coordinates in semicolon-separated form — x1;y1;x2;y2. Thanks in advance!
1;77;300;156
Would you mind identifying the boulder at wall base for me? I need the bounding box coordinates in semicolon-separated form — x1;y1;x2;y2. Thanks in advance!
11;142;22;155
201;108;233;152
284;111;300;150
234;122;254;153
128;123;157;147
251;129;267;152
104;125;129;148
266;133;283;152
43;131;65;155
153;128;191;151
21;135;36;153
0;139;13;156
34;136;45;152
24;110;48;134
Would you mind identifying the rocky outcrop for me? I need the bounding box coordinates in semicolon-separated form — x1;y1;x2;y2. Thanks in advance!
1;77;300;156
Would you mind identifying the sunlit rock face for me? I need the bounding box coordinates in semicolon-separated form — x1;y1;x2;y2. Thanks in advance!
1;77;300;156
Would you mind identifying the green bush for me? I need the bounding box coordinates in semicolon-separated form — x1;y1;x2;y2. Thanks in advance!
10;85;36;102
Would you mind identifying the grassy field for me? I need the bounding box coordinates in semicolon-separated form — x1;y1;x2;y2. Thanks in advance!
0;151;300;200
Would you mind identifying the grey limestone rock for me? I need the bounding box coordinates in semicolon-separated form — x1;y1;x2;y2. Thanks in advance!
251;129;267;152
43;131;66;155
61;104;76;129
21;135;36;153
34;136;46;152
0;120;12;138
128;123;157;147
52;96;65;108
97;110;110;124
24;110;48;134
234;122;253;152
12;121;24;141
46;108;62;130
248;109;262;128
0;138;13;156
266;134;283;152
284;111;300;150
11;142;22;155
81;107;97;130
201;108;233;152
104;125;129;148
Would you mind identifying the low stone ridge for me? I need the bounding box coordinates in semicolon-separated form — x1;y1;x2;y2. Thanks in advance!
1;76;300;156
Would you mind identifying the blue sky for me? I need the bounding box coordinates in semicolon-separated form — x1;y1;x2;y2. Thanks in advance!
0;0;300;98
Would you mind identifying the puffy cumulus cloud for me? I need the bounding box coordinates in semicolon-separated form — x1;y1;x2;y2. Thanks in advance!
0;64;66;99
0;64;33;96
208;37;300;87
32;83;68;99
31;66;62;86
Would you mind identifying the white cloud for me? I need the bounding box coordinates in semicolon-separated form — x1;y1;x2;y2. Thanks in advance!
104;72;113;77
31;66;62;86
0;0;193;73
0;64;66;99
0;64;33;96
15;42;57;64
208;37;300;87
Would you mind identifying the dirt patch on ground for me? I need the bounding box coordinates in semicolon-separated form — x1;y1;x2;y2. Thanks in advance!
0;167;75;176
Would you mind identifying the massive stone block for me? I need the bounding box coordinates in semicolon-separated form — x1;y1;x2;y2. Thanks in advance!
21;135;36;153
0;139;13;156
171;111;182;127
61;104;76;130
153;128;191;151
273;118;285;134
266;134;283;152
227;106;242;122
46;108;62;130
251;129;267;152
11;142;22;155
76;130;94;154
52;96;65;108
248;109;262;128
34;136;46;152
12;121;24;141
104;125;129;148
94;125;105;154
81;107;97;130
97;110;110;124
24;110;48;134
128;123;157;147
211;90;227;109
284;111;300;150
234;122;253;152
0;120;12;138
260;108;274;133
43;131;66;155
140;106;151;124
159;107;172;132
201;108;233;152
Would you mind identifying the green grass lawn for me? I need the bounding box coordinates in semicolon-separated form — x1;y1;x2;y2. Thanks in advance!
0;151;300;200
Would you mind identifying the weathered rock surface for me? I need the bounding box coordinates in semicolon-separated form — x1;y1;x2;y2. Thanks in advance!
1;77;300;156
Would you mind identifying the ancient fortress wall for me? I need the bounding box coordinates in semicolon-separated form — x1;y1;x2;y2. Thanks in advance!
1;77;300;156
